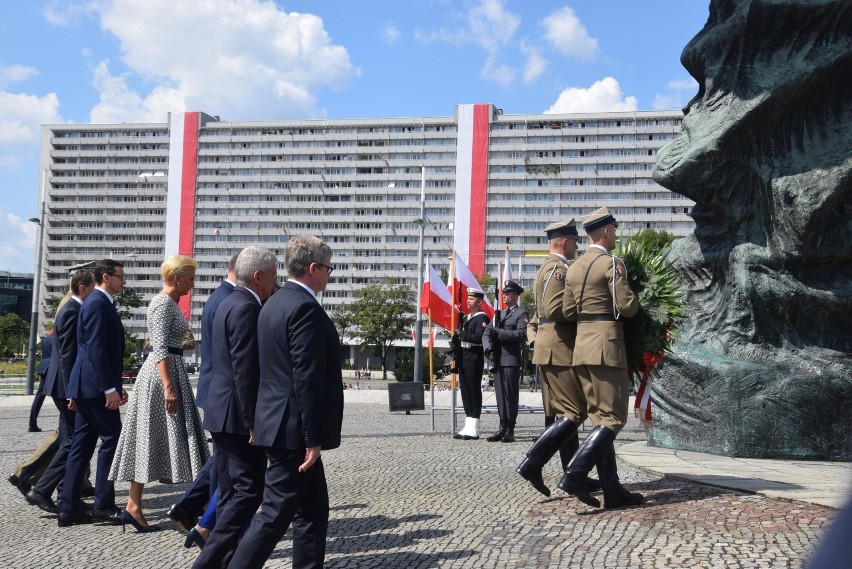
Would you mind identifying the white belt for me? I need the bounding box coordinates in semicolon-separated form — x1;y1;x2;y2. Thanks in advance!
461;342;480;349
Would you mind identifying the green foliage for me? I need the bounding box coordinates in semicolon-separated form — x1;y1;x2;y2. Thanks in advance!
395;347;451;384
626;229;676;256
0;313;29;358
519;288;535;318
330;303;355;343
114;286;144;321
614;233;686;383
349;280;415;380
123;332;139;370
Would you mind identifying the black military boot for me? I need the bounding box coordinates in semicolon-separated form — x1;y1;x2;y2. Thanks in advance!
517;418;578;497
532;415;555;443
487;420;507;442
557;426;615;507
597;441;644;509
501;421;516;443
558;430;602;492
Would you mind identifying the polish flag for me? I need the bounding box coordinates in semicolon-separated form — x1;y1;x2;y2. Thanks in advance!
419;258;455;332
452;253;495;319
497;249;513;310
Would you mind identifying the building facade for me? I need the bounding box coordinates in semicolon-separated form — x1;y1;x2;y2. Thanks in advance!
37;104;693;348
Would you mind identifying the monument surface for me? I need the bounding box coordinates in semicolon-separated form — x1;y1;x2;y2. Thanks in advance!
650;0;852;459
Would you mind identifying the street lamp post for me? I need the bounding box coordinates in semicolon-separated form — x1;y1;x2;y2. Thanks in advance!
25;172;47;396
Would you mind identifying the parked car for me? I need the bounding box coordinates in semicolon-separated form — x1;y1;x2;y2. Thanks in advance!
121;369;137;383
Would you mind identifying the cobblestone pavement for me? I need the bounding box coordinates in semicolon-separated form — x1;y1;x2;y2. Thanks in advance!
0;401;835;568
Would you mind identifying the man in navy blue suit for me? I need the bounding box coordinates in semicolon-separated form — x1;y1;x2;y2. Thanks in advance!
193;246;277;568
168;253;239;532
59;259;128;527
25;270;95;514
28;330;54;432
229;235;344;569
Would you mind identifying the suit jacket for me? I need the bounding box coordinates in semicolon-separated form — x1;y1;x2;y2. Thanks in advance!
563;247;638;369
253;281;343;450
483;305;529;367
67;288;125;399
44;300;82;400
203;286;262;435
37;333;54;376
196;279;235;409
533;253;578;367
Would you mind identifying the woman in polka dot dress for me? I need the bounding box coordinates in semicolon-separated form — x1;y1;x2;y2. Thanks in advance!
109;255;210;531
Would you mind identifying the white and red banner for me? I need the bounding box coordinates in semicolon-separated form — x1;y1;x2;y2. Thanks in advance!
165;111;200;319
452;253;495;319
497;249;513;310
419;258;455;332
453;103;491;277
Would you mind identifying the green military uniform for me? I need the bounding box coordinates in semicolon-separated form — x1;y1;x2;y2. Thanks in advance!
554;206;644;510
533;252;585;423
563;243;638;432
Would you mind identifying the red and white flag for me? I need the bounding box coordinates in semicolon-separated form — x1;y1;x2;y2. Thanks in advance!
419;258;455;332
497;249;513;310
452;253;495;319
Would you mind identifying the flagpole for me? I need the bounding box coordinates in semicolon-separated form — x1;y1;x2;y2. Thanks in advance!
414;164;426;385
428;310;436;431
449;250;458;435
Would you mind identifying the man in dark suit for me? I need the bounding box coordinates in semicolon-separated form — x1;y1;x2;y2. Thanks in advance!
192;247;277;568
59;259;128;527
168;253;239;531
229;235;344;569
25;270;96;514
28;330;54;432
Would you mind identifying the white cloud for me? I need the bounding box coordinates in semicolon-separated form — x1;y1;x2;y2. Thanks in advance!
86;0;357;121
668;77;698;90
0;64;39;90
416;0;522;85
545;77;637;114
520;40;547;85
42;0;94;26
541;7;598;60
0;210;38;273
652;76;699;110
382;24;402;44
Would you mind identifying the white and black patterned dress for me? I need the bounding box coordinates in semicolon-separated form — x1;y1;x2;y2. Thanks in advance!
110;294;209;484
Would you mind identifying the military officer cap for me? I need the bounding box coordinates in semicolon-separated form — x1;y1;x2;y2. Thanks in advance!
582;206;618;232
467;288;485;298
502;280;524;295
544;219;580;240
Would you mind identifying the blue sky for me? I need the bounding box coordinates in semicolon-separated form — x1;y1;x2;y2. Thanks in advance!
0;0;709;273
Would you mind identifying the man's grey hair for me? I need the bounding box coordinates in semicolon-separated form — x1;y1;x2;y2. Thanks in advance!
285;235;332;278
235;246;277;284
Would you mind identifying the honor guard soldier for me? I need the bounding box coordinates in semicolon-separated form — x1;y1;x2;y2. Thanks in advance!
483;280;529;443
517;219;600;496
452;288;490;440
555;206;644;509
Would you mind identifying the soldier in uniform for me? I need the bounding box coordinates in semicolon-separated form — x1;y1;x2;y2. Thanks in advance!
483;281;529;443
555;206;644;509
452;288;490;440
517;219;599;496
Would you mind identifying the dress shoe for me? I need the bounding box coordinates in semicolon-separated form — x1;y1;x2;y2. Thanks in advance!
500;429;516;443
452;433;479;440
58;511;92;527
8;474;31;497
120;510;161;533
91;506;123;524
184;527;206;549
28;425;42;433
167;502;197;532
25;488;59;514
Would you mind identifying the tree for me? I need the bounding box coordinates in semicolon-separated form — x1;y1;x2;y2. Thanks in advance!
630;228;676;256
0;313;29;358
348;280;414;380
394;347;451;384
330;303;355;344
114;286;144;321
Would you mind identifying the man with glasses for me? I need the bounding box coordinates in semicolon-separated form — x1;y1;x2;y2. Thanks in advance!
59;259;128;527
229;235;343;569
555;207;644;509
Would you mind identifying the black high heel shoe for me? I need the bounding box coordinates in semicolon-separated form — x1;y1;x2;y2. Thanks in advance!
120;510;161;533
184;527;206;549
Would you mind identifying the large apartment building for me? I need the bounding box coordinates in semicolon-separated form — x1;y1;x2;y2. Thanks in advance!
36;104;693;349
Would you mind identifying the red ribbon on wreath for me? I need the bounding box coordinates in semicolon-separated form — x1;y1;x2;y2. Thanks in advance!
634;351;663;426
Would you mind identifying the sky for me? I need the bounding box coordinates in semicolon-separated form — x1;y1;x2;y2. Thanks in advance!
0;0;710;273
